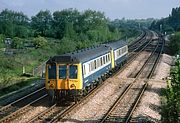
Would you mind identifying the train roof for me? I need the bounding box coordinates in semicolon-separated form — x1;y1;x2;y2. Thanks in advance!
47;40;128;64
104;40;127;50
47;45;110;64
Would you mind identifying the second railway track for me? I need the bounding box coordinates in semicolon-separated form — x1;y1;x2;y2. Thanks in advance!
0;87;47;123
100;34;165;123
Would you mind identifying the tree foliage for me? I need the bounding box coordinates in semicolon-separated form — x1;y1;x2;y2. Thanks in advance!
169;32;180;55
0;8;132;45
0;9;30;38
150;7;180;33
31;10;52;37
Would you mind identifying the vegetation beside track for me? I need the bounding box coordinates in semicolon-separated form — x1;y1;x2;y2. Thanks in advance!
149;6;180;122
161;59;180;123
169;32;180;55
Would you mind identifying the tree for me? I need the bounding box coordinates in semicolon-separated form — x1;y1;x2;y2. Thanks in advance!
31;10;52;37
0;9;30;38
64;22;77;39
78;10;107;33
0;21;14;37
57;37;77;54
151;7;180;33
170;32;180;55
52;8;80;39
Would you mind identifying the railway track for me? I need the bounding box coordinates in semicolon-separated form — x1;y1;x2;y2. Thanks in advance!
128;29;147;49
0;30;152;123
26;30;155;123
0;87;48;123
100;35;165;123
113;30;155;77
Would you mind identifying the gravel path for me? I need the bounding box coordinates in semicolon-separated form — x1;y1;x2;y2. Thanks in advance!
131;53;173;122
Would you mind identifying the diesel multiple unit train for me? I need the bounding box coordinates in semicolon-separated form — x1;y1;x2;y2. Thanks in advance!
45;40;128;101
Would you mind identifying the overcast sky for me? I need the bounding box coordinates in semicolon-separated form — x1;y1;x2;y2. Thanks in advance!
0;0;180;19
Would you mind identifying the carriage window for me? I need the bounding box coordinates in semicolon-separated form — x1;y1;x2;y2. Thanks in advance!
108;54;111;61
120;49;122;55
96;59;99;68
106;55;108;63
94;60;97;69
59;65;66;79
83;65;86;75
90;62;93;71
103;56;105;64
48;65;56;79
89;64;91;72
100;57;103;66
122;47;126;53
97;59;100;68
69;65;77;79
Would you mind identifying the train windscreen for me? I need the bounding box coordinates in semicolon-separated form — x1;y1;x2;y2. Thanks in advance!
69;65;77;79
59;65;67;79
48;65;56;79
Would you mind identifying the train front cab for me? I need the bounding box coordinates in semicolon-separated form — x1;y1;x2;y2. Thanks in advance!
45;63;83;100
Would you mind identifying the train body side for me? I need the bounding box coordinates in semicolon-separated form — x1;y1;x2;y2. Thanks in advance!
82;52;112;88
45;40;128;96
105;40;128;68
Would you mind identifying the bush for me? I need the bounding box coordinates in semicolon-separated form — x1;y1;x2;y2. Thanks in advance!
33;36;47;48
0;34;5;48
12;37;24;49
56;37;77;54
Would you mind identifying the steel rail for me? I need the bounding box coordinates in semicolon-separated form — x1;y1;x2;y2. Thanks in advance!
114;30;154;77
49;30;155;123
27;30;154;123
0;94;48;123
125;35;165;123
100;32;162;123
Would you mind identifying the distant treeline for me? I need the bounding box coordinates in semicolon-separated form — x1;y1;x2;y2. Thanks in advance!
150;7;180;34
0;9;123;41
0;8;154;41
150;6;180;55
